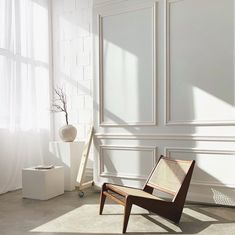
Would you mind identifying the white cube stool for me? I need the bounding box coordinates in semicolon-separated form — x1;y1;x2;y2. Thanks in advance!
22;166;64;200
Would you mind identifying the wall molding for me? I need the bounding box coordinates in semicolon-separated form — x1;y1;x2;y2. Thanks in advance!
164;147;235;188
94;133;235;142
164;0;235;126
93;0;125;8
190;180;235;189
93;0;158;10
99;145;157;180
98;2;157;126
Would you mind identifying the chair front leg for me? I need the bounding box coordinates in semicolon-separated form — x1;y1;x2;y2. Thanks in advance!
99;183;107;215
122;196;133;233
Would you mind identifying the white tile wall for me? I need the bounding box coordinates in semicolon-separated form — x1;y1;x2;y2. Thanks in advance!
52;0;93;142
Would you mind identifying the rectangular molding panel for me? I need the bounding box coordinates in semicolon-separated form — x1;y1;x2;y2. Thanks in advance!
165;0;235;125
99;145;157;180
98;1;157;126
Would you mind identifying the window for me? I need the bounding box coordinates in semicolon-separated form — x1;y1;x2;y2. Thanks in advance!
0;0;50;130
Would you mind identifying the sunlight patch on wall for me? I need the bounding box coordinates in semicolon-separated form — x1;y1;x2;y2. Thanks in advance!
192;86;235;121
103;40;139;121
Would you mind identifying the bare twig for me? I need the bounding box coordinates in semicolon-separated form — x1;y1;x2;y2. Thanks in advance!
51;87;69;125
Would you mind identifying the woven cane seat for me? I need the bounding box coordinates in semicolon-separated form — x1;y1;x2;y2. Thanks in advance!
106;184;164;200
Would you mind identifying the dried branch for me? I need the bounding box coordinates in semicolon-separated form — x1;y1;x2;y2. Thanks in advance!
51;87;69;125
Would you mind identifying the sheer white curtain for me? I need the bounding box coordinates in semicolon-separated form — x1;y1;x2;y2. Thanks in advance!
0;0;51;194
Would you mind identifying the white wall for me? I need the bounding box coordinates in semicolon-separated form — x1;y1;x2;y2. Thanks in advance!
51;0;93;172
51;0;93;140
93;0;235;206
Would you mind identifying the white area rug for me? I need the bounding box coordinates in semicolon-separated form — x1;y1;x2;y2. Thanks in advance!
31;204;182;234
30;204;235;234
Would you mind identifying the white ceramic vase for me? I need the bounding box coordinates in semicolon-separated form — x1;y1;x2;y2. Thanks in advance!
59;124;77;142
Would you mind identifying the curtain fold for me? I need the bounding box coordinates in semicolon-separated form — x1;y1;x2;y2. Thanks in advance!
0;0;51;194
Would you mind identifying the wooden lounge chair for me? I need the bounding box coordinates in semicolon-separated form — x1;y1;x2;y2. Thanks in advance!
99;155;195;233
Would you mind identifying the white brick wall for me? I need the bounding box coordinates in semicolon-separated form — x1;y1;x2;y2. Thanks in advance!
52;0;93;141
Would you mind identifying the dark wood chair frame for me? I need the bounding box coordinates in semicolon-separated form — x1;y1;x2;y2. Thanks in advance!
99;155;195;233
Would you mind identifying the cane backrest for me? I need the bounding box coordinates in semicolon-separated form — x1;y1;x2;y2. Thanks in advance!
147;158;193;195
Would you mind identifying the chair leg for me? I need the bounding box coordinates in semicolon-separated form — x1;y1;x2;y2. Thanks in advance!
173;210;182;224
99;192;106;215
99;184;107;215
122;198;132;233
